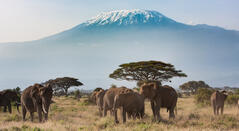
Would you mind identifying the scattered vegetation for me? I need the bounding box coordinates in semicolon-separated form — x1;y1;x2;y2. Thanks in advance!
44;77;83;96
1;96;239;131
109;60;187;82
194;88;215;106
226;94;239;105
179;81;211;95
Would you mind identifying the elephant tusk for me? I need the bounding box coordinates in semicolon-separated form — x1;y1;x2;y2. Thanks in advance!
42;103;48;114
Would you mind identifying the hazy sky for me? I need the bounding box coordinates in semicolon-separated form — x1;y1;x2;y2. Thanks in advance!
0;0;239;43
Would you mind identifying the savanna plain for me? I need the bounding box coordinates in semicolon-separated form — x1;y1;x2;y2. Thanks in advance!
0;96;239;131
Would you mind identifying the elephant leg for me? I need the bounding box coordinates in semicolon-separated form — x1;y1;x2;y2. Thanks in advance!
114;109;119;124
103;104;107;117
38;110;42;122
3;106;7;112
216;107;220;115
30;112;34;122
132;112;136;119
169;108;175;119
127;111;132;119
154;107;160;122
22;106;27;121
141;112;144;119
150;100;156;119
110;110;114;116
8;104;12;114
155;99;161;122
140;110;144;119
221;106;224;115
122;108;126;123
44;113;48;121
99;108;102;117
213;106;216;115
157;108;161;122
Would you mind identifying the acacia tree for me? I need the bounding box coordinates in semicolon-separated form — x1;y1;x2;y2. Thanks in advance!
45;77;83;96
179;81;211;94
109;60;187;85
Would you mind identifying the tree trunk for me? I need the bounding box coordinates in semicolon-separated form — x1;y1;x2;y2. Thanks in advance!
64;87;69;97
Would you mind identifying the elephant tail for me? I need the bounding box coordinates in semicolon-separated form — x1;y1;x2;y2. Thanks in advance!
15;102;21;113
174;105;177;115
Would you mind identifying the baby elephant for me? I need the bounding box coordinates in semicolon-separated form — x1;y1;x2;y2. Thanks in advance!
113;91;144;123
211;90;228;115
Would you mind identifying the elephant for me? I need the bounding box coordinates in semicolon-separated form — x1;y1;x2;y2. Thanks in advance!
21;83;53;122
90;88;105;104
238;99;239;109
211;90;228;115
0;90;20;113
95;89;107;116
140;82;178;121
90;91;99;104
113;91;145;123
103;86;133;116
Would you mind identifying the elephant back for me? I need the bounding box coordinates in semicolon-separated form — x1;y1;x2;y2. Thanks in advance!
158;85;178;108
103;86;132;109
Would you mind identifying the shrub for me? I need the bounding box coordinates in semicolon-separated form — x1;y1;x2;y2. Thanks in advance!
194;88;215;105
4;114;21;122
74;89;81;99
188;113;200;120
177;92;182;98
226;95;239;105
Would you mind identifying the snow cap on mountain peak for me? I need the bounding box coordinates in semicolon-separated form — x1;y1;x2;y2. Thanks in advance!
85;9;175;26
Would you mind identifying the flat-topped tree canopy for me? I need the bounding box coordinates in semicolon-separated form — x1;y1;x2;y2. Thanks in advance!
45;77;83;96
109;60;187;83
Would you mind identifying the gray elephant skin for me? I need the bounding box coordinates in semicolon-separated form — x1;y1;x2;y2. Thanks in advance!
21;84;53;122
95;89;107;116
113;91;145;123
211;91;228;115
103;86;132;116
140;82;178;121
0;90;20;113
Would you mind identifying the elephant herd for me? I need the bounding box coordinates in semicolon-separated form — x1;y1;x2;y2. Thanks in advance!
0;83;53;122
0;82;237;124
91;82;178;123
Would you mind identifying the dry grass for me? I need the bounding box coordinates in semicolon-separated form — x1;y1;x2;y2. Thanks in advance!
0;96;239;131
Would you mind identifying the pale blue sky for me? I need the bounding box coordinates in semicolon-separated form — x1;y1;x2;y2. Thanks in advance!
0;0;239;42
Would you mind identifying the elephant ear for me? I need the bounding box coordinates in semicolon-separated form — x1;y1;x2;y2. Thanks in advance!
30;86;39;98
148;82;157;90
39;87;45;95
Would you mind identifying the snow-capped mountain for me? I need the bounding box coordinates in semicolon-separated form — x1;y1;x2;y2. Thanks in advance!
84;9;176;26
0;9;239;90
34;9;238;45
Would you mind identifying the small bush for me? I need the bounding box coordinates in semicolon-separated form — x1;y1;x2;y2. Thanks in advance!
195;88;215;105
226;95;239;105
137;123;151;131
10;127;21;131
188;113;200;120
74;89;81;100
177;92;182;98
4;114;21;122
95;117;114;129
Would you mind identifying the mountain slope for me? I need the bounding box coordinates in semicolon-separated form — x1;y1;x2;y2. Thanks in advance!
0;9;239;90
